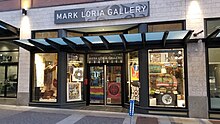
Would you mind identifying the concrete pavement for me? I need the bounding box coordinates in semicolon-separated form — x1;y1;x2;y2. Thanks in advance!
0;105;219;124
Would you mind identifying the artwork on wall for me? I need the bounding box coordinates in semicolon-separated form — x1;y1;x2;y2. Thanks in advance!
131;84;139;102
108;82;120;99
90;86;104;101
67;82;81;101
130;65;139;81
72;67;83;82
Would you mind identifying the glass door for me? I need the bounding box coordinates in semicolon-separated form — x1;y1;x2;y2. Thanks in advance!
89;65;122;105
106;65;121;105
90;66;104;104
0;66;6;97
0;65;17;97
6;65;18;97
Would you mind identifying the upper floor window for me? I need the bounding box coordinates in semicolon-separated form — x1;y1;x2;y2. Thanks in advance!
205;18;220;36
33;31;58;38
148;21;184;32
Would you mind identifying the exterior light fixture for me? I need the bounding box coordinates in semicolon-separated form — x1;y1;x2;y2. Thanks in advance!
193;30;203;37
22;8;27;15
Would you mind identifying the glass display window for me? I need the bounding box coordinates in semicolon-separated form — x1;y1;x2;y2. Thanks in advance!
32;53;58;102
148;49;185;108
208;48;220;109
128;51;139;103
67;53;84;102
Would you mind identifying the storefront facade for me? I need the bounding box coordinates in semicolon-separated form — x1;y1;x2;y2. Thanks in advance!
0;0;220;119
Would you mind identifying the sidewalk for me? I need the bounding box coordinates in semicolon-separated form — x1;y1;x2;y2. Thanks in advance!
0;104;219;124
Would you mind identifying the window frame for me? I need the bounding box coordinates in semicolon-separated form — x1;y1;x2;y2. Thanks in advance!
205;18;220;113
147;20;186;32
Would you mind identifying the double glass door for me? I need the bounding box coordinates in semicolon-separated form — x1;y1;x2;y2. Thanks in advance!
89;65;122;105
0;65;18;97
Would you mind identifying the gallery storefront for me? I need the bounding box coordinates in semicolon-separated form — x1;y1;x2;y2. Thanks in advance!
14;27;193;116
1;0;220;119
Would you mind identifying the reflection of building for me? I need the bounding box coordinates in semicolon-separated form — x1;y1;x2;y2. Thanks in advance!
1;0;220;119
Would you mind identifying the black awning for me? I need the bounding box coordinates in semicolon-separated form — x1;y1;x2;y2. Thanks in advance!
205;28;220;42
0;20;19;39
13;30;193;52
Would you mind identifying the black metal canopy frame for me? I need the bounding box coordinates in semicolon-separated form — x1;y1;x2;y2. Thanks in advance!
0;20;19;40
13;30;194;53
205;28;220;43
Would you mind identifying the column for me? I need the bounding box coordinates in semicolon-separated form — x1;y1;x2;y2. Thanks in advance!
17;15;31;105
187;40;208;118
57;51;67;105
186;0;208;118
139;49;148;108
138;23;148;108
57;29;67;105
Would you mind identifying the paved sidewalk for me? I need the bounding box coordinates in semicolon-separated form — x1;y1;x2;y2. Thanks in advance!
0;105;219;124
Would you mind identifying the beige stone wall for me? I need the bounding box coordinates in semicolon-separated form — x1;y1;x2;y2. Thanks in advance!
187;40;208;118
